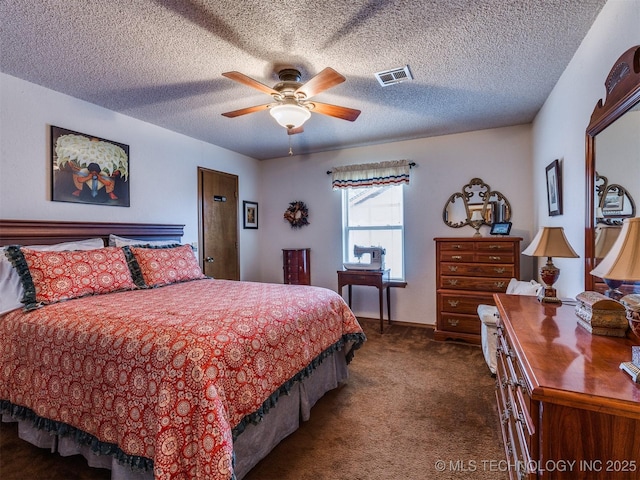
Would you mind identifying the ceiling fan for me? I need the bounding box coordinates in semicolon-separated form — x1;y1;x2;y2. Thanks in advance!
221;67;361;134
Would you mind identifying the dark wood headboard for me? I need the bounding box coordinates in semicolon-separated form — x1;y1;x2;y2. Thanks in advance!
0;220;184;246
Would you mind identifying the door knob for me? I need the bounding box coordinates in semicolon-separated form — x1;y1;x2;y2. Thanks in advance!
205;257;214;263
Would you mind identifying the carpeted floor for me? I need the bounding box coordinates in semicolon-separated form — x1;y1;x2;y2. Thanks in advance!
0;319;508;480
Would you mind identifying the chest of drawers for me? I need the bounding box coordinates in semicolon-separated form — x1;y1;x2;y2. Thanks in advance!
494;294;640;480
282;248;310;285
434;237;521;343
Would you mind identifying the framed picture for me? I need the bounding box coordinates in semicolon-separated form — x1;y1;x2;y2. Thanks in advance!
243;201;258;229
51;126;130;207
545;159;562;216
602;192;624;212
490;222;512;236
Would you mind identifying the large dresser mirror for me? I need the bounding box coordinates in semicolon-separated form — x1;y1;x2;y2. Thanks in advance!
585;45;640;292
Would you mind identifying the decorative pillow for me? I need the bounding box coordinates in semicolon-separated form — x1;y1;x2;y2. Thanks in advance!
126;244;206;288
506;278;543;296
5;246;136;310
1;238;105;315
109;234;180;247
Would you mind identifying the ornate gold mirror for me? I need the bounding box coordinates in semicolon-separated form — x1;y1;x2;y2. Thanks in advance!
585;45;640;292
442;178;511;236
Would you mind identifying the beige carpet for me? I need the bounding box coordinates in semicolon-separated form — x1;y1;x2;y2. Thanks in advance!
1;319;508;480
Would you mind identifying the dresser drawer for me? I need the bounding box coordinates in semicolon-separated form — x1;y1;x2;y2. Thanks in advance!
439;276;510;292
439;251;475;262
438;292;494;315
438;313;481;335
440;252;515;264
440;262;515;278
474;241;517;252
439;241;475;252
475;252;515;264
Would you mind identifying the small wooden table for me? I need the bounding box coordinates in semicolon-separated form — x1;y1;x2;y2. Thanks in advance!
337;269;391;333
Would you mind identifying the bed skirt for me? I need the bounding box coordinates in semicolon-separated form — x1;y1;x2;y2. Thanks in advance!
2;347;349;480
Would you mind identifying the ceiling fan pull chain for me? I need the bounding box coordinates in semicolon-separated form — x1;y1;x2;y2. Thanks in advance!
288;135;293;156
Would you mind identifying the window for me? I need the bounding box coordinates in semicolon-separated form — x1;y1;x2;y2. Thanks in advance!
342;185;405;281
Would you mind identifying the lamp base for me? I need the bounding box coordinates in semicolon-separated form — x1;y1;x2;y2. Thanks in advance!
603;278;624;300
538;286;562;304
538;259;561;304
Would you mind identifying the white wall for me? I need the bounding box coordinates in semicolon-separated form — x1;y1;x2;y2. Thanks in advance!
532;0;640;299
0;73;263;280
258;125;534;326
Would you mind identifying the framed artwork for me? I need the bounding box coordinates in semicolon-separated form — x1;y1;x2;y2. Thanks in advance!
243;201;258;229
51;126;130;206
603;192;624;212
545;159;562;216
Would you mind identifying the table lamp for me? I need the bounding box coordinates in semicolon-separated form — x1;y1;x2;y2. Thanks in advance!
590;217;640;305
522;226;579;304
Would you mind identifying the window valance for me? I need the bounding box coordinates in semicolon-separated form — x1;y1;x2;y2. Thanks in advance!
331;160;412;189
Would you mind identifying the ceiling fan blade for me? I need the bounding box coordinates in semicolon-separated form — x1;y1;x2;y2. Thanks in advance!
295;67;345;98
310;102;361;121
287;126;304;135
222;71;279;96
221;103;272;118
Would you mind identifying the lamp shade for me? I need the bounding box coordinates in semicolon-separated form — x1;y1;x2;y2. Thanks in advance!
269;104;311;129
594;225;622;259
591;218;640;281
470;210;483;221
522;226;579;258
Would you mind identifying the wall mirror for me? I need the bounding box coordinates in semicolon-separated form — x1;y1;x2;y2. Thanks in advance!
442;177;511;236
585;45;640;292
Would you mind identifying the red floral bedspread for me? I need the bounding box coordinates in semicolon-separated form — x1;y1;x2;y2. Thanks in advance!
0;279;364;479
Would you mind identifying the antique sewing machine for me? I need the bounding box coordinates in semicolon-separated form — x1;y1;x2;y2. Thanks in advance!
343;245;386;271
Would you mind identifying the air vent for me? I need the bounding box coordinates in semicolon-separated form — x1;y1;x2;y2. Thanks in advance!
375;65;413;86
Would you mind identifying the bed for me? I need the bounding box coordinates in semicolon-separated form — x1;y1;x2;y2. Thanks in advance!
0;220;365;480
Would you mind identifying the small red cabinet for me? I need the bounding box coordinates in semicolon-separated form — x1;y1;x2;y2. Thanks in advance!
283;248;310;285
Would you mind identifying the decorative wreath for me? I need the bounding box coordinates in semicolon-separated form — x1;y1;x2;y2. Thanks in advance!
284;201;310;229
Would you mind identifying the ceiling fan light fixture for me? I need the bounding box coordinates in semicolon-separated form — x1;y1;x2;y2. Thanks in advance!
269;104;311;129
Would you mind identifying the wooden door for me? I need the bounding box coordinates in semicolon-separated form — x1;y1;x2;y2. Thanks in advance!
198;168;239;280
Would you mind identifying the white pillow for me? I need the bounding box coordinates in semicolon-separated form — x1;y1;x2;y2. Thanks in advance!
0;238;105;315
108;234;179;247
506;278;542;296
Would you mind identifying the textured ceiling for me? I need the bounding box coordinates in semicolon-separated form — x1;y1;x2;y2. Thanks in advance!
1;0;606;160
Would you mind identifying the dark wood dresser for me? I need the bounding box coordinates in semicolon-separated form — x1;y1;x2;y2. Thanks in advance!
282;248;310;285
434;237;521;344
494;294;640;480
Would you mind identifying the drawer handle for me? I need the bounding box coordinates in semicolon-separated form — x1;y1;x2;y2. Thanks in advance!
515;388;535;435
452;244;462;249
494;281;506;288
447;279;458;286
450;255;462;260
494;267;506;274
489;244;503;249
447;300;459;307
501;405;511;423
447;318;459;326
489;255;501;260
448;265;458;272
